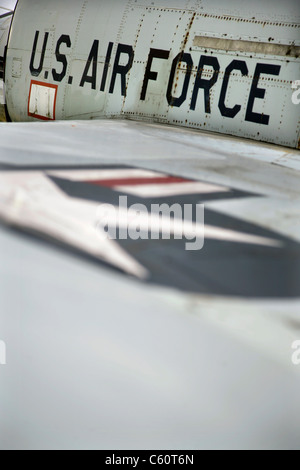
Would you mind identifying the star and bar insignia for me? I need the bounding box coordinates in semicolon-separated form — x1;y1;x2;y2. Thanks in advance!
0;165;299;298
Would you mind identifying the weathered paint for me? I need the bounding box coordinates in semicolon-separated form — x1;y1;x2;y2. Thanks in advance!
4;0;300;148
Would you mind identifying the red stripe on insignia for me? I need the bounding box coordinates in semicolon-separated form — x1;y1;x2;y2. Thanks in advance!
86;176;191;187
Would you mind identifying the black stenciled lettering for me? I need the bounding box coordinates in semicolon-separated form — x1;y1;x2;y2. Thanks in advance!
109;44;134;97
218;60;248;118
52;35;71;82
30;31;49;77
100;42;113;92
80;40;99;90
167;52;193;108
190;55;220;113
245;63;281;125
140;48;170;101
0;57;3;80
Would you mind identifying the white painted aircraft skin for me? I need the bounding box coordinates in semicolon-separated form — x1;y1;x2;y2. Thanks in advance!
0;0;300;452
0;2;16;56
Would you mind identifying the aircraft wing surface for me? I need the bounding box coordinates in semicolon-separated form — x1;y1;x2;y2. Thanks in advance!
0;118;300;450
0;1;16;87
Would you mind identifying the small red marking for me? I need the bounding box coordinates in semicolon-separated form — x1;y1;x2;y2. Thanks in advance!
86;176;192;187
28;80;58;121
